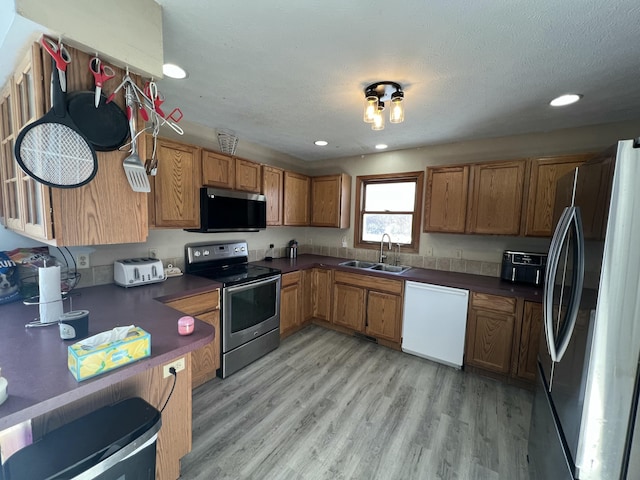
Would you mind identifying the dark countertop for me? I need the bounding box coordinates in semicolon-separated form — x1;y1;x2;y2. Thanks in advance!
0;274;220;431
253;254;543;303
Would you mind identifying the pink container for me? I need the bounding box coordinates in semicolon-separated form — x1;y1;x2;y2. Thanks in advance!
178;316;195;336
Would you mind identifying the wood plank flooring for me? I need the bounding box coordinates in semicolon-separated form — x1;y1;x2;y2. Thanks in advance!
179;326;533;479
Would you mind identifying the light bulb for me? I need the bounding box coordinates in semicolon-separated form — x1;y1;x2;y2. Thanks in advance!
372;103;385;131
363;94;378;123
390;91;404;123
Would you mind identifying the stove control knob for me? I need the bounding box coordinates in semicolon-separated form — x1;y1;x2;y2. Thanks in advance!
241;246;246;251
203;249;210;256
194;250;201;257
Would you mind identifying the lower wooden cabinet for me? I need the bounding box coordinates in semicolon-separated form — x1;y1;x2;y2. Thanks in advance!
281;271;303;336
164;289;220;388
331;270;404;345
465;292;543;383
312;268;333;321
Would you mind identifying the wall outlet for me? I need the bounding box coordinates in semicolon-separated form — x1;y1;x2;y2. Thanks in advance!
149;248;159;259
341;236;348;248
426;246;433;257
455;249;463;259
76;253;90;269
163;357;185;378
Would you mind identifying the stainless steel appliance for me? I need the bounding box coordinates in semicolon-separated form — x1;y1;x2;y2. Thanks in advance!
186;188;267;232
113;257;165;287
185;241;281;378
500;250;547;286
528;139;640;479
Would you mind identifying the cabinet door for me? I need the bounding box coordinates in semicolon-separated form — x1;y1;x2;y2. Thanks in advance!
466;160;525;235
523;154;591;237
235;157;261;193
302;269;314;322
310;174;351;228
192;309;220;388
202;150;234;188
424;165;469;233
280;271;302;336
465;292;518;374
262;165;284;226
312;268;332;321
366;291;402;342
332;283;365;331
153;139;201;228
516;301;543;381
283;171;310;225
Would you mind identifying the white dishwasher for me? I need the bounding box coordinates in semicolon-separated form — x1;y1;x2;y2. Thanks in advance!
401;281;469;368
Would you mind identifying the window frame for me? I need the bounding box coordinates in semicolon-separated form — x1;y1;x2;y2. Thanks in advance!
354;171;424;253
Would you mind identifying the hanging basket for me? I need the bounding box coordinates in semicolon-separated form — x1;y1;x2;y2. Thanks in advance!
217;130;238;155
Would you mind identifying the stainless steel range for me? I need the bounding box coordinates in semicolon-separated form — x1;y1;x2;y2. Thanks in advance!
185;241;281;378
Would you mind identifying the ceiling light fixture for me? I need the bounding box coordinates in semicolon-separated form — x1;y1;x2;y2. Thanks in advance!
163;63;188;79
375;144;388;150
550;93;582;107
314;140;328;146
363;81;405;131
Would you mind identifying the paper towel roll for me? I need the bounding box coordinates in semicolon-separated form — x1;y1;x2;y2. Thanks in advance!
39;266;63;324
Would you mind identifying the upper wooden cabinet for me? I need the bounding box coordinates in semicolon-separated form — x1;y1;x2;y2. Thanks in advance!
522;154;591;236
148;137;201;228
466;160;526;235
262;165;284;226
202;149;234;189
424;165;469;233
235;157;262;193
310;173;351;228
283;171;310;226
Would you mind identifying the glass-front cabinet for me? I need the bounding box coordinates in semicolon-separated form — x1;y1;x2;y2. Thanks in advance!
0;43;53;240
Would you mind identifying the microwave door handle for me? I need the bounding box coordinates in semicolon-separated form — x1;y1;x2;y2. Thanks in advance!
554;207;585;361
544;206;573;362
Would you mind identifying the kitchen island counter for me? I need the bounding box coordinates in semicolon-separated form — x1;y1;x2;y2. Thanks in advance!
252;254;543;302
0;274;219;432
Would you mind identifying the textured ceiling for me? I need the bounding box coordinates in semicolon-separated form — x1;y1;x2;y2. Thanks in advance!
155;1;640;161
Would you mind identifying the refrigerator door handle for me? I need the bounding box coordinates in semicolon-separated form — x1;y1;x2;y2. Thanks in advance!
544;206;585;363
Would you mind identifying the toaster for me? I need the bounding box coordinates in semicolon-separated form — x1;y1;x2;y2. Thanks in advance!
114;258;166;288
500;251;547;286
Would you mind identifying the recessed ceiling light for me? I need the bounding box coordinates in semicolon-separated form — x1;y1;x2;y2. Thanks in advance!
314;140;328;146
375;144;388;150
163;63;188;79
550;94;582;107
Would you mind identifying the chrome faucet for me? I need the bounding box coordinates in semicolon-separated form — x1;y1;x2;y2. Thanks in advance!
379;233;392;263
395;242;401;266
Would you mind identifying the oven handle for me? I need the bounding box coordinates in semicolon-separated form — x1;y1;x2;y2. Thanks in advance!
224;274;282;294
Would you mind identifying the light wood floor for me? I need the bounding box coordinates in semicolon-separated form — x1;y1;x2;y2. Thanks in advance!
180;325;533;480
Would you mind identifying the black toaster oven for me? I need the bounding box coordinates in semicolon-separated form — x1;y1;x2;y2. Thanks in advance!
500;251;547;286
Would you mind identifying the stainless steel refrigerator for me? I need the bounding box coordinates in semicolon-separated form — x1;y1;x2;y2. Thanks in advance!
528;139;640;479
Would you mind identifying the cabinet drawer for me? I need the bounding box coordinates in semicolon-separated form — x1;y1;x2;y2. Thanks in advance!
165;290;220;316
471;292;516;314
334;271;403;295
281;271;301;287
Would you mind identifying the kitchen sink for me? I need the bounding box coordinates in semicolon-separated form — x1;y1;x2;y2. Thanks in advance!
338;260;377;269
369;264;412;274
338;260;411;275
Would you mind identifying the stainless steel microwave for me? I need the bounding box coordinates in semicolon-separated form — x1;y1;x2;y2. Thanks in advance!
187;187;267;233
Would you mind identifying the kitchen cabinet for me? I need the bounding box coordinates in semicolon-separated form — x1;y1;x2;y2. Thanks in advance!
201;149;234;189
466;160;526;235
312;267;333;321
424;165;469;233
164;289;221;389
0;43;52;239
310;173;351;228
280;271;303;337
302;269;314;322
331;270;404;345
522;154;592;237
262;165;284;226
1;43;149;245
283;171;310;225
465;292;521;375
235;157;262;193
148;137;201;229
515;301;543;381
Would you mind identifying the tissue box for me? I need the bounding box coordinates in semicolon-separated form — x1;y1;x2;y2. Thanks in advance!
67;327;151;381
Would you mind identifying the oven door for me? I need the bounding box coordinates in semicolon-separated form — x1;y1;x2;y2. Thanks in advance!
222;274;281;352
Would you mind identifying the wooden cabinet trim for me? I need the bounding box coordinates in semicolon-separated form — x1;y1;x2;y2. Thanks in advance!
334;270;403;295
471;292;516;314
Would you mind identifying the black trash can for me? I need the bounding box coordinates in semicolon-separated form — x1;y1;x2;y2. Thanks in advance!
1;397;161;480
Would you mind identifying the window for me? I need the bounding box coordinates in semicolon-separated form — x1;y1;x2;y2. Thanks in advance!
354;171;424;253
